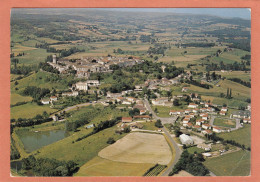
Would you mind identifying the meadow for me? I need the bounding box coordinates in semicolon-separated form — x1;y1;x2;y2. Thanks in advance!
214;118;236;128
204;150;250;176
217;124;251;148
75;156;153;176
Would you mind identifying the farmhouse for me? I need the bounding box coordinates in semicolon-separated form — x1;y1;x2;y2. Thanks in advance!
152;97;169;106
179;134;194;145
41;98;50;105
86;80;100;87
50;96;58;102
122;117;133;123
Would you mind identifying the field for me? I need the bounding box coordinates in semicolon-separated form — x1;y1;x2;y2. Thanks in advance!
98;132;172;165
11;93;32;105
217;124;251;148
141;121;159;131
152;105;188;117
33;125;127;166
214;118;236;128
11;102;57;119
75;156;153;176
204;150;251;176
143;164;167;176
214;71;251;82
187;146;205;154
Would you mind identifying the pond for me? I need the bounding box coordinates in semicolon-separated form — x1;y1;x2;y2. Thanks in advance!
16;129;69;153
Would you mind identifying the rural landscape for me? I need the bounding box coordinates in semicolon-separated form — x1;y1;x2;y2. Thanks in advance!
10;8;251;177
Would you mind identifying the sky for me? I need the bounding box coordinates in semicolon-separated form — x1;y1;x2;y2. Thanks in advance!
96;8;251;20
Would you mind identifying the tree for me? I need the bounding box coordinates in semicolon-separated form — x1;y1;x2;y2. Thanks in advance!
173;99;180;106
155;119;163;128
107;137;115;144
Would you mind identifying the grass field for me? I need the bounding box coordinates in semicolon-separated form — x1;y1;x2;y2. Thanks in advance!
75;156;153;176
98;132;172;165
142;121;159;131
10;71;71;92
214;118;236;128
204;150;250;176
11;102;57;119
11;93;32;105
217;124;251;148
152;105;188;117
214;71;251;82
33;125;127;166
187;146;205;154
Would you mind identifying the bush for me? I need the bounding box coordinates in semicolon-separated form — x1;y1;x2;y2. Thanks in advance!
107;137;115;144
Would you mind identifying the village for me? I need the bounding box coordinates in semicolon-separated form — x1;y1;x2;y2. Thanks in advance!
38;54;252;161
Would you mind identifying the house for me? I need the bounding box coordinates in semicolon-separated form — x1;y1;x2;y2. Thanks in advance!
85;124;95;129
219;111;226;116
177;110;184;115
200;108;207;112
152;97;169;106
243;118;251;123
169;110;177;115
221;107;228;112
182;87;189;92
232;110;251;119
192;125;202;132
41;98;50;105
185;109;192;114
196;121;202;126
183;118;190;124
126;97;136;103
50;96;58;102
62;91;79;97
207;107;215;112
188;103;198;109
140;110;146;115
202;129;213;135
201;114;209;120
192;108;199;113
179;134;193;145
189;113;196;118
213;126;222;133
202;124;211;130
185;122;193;128
75;81;88;91
205;102;212;108
122;117;133;123
87;80;100;87
122;100;132;105
133;115;151;120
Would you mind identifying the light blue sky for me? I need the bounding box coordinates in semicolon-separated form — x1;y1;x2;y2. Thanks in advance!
96;8;251;20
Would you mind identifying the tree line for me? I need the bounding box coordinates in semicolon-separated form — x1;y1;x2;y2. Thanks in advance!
21;155;78;176
169;150;209;176
228;78;251;88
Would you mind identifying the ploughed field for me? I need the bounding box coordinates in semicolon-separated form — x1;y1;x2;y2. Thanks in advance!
98;132;172;165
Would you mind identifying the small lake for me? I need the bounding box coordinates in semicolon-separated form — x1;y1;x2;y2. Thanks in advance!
16;129;69;153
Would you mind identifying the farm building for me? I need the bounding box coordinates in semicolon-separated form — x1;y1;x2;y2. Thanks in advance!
179;134;194;145
122;117;133;123
75;81;88;91
41;98;50;105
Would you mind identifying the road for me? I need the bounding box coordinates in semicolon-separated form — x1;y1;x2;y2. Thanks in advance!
209;115;242;131
143;98;182;176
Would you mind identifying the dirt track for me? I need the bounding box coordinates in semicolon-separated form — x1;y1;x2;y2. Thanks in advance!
98;132;171;165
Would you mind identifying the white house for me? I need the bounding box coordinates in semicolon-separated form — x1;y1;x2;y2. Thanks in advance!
201;114;208;120
41;98;50;105
169;110;177;115
213;126;222;133
183;118;190;124
202;124;211;130
188;103;198;109
221;107;228;112
202;129;213;135
219;111;226;116
50;96;58;102
243;118;251;123
87;80;100;87
75;81;88;91
179;134;193;145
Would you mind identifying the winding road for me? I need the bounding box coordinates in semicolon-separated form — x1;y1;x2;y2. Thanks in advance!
143;99;182;176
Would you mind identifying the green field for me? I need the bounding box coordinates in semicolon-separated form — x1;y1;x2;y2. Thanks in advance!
187;146;205;154
214;118;236;128
204;150;250;176
142;121;159;131
11;102;57;119
33;125;127;166
215;71;251;82
11;93;33;105
152;105;188;117
75;156;153;176
217;124;251;148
